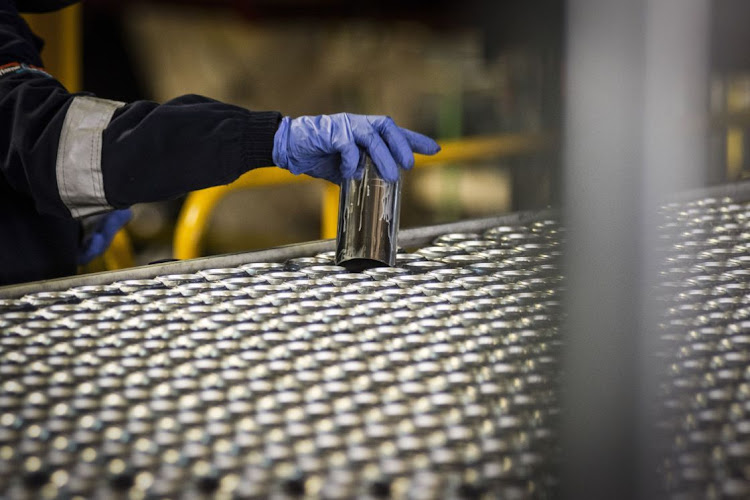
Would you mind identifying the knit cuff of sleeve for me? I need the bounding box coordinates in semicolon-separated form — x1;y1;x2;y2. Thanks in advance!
240;110;283;172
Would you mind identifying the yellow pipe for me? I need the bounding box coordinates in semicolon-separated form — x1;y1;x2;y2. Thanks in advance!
174;187;227;261
321;184;340;240
22;3;82;92
59;4;82;93
77;226;134;274
174;168;317;259
173;133;552;260
214;166;318;190
102;229;135;270
726;78;747;181
414;133;548;168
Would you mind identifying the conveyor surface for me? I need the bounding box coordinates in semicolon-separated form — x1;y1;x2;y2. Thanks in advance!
1;190;749;498
0;216;562;499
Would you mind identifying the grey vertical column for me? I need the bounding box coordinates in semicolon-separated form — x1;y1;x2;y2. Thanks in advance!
640;0;709;497
561;0;710;498
643;0;709;194
562;0;645;497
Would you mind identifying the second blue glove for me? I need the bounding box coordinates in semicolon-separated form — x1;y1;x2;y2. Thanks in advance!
272;113;440;184
78;209;132;265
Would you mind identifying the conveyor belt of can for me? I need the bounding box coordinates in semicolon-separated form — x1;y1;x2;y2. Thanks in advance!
1;184;749;498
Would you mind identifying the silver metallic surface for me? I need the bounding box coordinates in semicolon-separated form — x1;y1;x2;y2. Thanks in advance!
2;191;750;497
336;155;401;271
0;215;563;499
0;210;550;299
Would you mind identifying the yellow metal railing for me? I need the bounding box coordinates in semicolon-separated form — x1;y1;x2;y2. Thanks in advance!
174;133;550;260
78;228;136;275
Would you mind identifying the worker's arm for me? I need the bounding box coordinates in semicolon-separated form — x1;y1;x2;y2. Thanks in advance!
0;0;281;220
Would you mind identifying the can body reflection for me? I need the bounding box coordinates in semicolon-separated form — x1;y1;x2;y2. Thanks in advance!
335;154;401;272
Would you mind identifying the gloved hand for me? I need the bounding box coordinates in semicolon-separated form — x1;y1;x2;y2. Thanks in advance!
78;209;132;265
272;113;441;184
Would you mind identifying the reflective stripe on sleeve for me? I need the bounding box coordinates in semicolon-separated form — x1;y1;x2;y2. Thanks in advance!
55;96;125;218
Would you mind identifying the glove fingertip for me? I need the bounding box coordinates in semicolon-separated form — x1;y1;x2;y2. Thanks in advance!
400;128;441;156
370;157;398;183
415;137;441;155
340;145;361;179
379;165;399;183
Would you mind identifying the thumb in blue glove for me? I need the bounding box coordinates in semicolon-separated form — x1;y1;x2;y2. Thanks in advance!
272;113;440;185
78;209;132;265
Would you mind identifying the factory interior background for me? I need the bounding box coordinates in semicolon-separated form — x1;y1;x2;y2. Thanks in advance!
26;0;564;266
28;0;745;267
27;0;750;267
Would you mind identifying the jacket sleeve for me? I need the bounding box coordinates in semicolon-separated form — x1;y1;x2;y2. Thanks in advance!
0;0;282;219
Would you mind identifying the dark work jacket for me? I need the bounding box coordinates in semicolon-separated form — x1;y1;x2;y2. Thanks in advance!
0;0;282;285
16;0;78;12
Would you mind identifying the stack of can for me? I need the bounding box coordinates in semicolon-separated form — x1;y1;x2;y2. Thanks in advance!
1;194;750;497
656;197;750;498
0;219;563;499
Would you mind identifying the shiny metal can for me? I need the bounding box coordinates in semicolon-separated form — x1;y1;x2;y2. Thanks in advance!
335;154;401;272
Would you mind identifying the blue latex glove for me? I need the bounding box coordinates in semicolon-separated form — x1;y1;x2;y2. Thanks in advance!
272;114;441;184
78;209;132;265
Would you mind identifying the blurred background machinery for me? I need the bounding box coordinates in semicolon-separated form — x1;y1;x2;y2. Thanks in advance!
23;1;750;267
26;0;564;266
